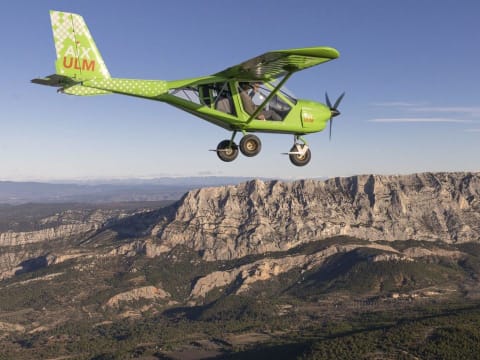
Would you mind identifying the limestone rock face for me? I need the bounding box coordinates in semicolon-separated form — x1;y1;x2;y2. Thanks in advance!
189;242;470;299
0;209;132;247
189;250;337;299
1;172;479;280
0;208;147;279
151;172;480;260
105;286;171;308
0;224;99;247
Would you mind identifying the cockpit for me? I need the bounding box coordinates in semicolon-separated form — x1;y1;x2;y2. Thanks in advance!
241;80;296;120
168;78;296;121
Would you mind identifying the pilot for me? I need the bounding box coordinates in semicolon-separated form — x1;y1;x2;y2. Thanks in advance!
239;82;282;121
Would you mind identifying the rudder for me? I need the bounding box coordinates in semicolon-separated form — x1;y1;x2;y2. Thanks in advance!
50;10;110;81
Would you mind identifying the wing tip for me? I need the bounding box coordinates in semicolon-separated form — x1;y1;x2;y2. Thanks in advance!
277;46;340;59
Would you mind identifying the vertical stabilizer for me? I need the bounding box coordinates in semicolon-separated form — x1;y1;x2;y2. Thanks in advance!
50;10;110;80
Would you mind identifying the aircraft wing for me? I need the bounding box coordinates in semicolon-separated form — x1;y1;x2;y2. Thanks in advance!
214;46;339;81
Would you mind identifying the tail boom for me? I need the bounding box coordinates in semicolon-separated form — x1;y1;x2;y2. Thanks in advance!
65;78;168;98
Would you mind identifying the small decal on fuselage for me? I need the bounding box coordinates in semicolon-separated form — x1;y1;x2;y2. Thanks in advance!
302;112;314;123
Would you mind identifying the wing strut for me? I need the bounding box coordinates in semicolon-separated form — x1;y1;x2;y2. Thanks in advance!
247;72;293;124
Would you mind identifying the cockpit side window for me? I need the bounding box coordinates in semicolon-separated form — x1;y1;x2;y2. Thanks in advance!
212;83;234;115
170;82;236;115
238;81;292;120
200;82;236;115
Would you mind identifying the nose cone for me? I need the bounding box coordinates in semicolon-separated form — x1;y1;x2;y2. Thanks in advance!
331;109;341;117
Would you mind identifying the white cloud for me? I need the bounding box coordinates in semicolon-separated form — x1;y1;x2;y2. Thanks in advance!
371;102;480;117
368;118;473;123
412;107;480;117
371;101;426;107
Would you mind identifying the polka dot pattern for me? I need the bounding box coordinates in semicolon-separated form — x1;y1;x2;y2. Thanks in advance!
66;79;168;97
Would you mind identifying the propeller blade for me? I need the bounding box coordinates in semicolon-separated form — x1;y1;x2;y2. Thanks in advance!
333;92;345;110
329;118;333;141
325;92;345;141
325;92;332;109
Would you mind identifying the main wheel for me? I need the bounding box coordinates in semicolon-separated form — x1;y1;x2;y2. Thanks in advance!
239;134;262;157
216;140;239;162
289;145;311;166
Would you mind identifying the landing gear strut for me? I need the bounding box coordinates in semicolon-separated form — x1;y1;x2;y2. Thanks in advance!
216;132;262;162
215;133;311;166
288;135;311;166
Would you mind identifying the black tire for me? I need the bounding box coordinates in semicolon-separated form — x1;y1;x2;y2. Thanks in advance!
239;134;262;157
289;145;311;166
216;140;239;162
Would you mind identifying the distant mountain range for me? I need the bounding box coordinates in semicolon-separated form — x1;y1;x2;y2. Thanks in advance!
0;177;260;204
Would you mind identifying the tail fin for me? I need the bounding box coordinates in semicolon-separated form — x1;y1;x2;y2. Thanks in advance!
50;10;110;81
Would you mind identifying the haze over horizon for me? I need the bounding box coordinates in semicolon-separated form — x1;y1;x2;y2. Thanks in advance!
1;0;479;181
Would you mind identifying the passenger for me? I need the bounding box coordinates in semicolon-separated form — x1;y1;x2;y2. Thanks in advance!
239;82;282;121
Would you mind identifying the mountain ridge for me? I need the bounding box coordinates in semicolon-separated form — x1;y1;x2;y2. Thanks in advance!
138;171;479;261
1;171;478;277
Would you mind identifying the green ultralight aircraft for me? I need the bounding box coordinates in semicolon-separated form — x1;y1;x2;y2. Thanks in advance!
32;10;344;166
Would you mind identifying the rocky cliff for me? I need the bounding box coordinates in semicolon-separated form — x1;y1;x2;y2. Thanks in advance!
0;207;150;279
1;172;479;279
147;172;480;260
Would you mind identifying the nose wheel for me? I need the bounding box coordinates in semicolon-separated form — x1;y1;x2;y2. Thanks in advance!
288;144;311;166
287;135;311;166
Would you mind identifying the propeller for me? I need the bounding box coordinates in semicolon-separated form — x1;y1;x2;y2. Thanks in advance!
325;92;345;140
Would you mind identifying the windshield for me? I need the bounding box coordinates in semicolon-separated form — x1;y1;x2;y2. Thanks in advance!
239;80;294;120
267;78;298;104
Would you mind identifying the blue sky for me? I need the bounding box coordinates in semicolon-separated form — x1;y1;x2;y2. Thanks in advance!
1;0;478;181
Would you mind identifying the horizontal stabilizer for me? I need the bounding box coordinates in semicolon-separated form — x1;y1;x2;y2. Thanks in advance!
31;74;76;87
